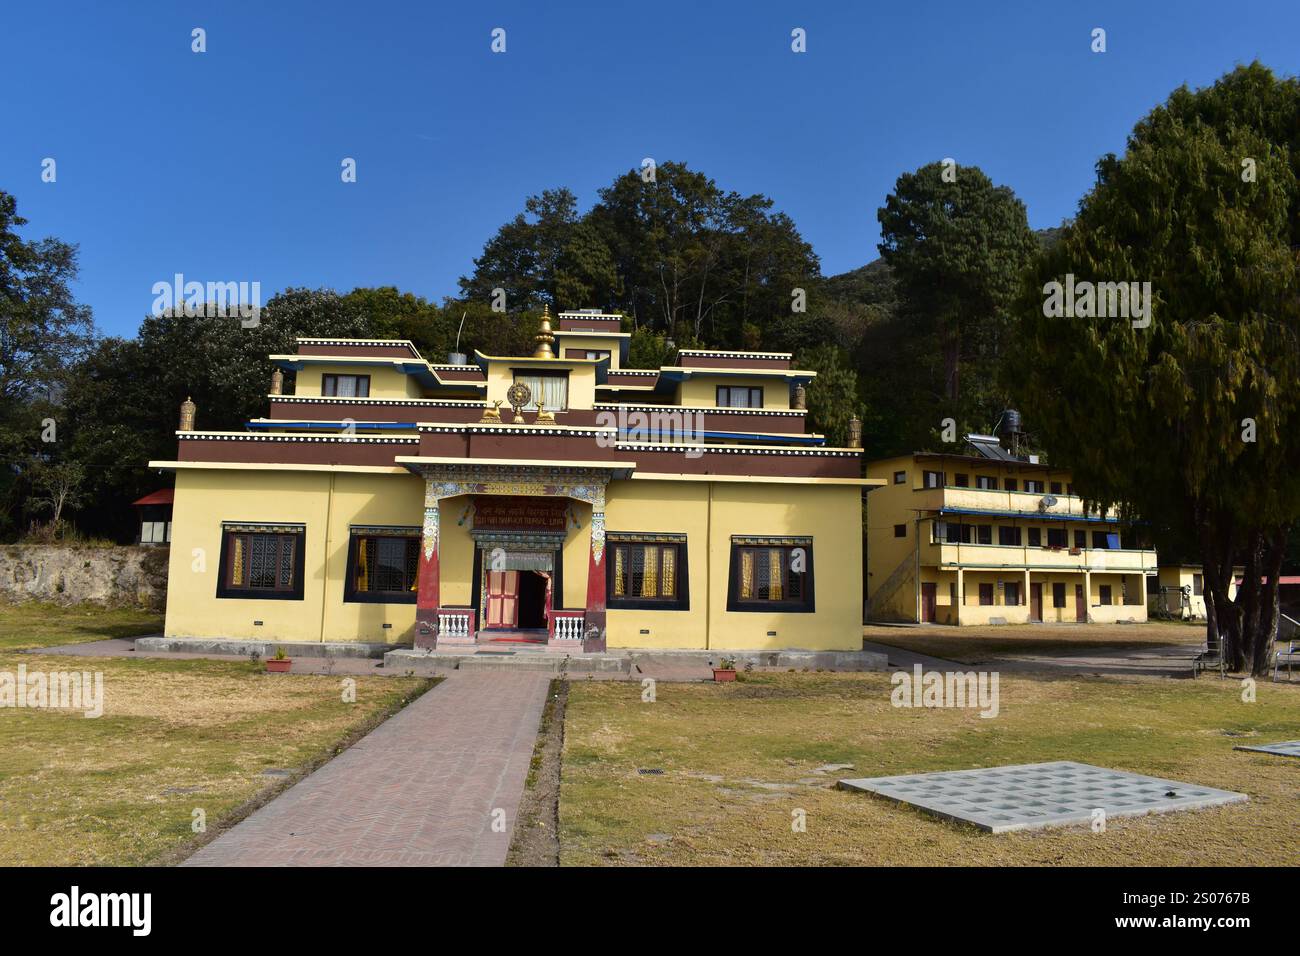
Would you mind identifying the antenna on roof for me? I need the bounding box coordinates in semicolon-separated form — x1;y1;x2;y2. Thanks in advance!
448;312;469;365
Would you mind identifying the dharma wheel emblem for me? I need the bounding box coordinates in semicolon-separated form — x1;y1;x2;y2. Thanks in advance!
506;380;532;423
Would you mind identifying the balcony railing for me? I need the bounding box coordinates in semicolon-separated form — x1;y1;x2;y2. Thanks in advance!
549;609;585;642
437;607;476;642
914;486;1123;521
925;541;1157;572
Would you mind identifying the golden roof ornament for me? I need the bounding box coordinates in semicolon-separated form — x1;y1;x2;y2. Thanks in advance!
506;380;531;423
479;399;504;424
532;303;556;359
535;396;556;424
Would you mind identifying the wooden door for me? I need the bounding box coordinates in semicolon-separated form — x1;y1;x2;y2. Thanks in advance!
920;583;937;623
1075;583;1086;622
1029;583;1042;621
485;570;519;628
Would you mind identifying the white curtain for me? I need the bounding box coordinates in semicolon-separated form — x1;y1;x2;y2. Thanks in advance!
521;374;567;411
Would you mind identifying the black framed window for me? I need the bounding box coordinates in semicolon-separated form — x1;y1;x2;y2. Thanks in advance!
218;526;305;599
954;473;969;487
727;539;814;612
1005;478;1018;492
1024;479;1044;494
1027;527;1042;547
1099;584;1113;606
1052;582;1066;608
998;526;1021;546
923;470;944;489
1047;528;1068;548
715;385;763;408
979;583;994;606
607;535;689;610
322;373;370;397
976;475;997;489
894;524;906;538
893;470;906;484
345;530;420;603
975;525;992;545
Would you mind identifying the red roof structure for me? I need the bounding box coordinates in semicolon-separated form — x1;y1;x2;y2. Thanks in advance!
131;488;174;507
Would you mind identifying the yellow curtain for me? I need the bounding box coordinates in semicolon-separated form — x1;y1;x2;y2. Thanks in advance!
740;549;754;599
356;538;369;591
613;546;625;596
641;546;658;597
232;536;245;585
768;549;783;600
661;547;675;597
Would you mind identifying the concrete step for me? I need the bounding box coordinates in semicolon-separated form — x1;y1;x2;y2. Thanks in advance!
384;648;631;675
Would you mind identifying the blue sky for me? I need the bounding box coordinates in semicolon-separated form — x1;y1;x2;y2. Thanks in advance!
3;0;1297;338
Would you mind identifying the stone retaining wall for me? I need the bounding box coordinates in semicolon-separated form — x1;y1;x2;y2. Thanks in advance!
0;545;169;609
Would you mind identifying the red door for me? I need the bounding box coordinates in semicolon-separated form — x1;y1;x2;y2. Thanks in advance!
485;571;519;628
1029;583;1042;621
920;583;937;623
1075;583;1086;622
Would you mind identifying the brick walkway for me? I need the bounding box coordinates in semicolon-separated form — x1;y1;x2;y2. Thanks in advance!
183;672;550;866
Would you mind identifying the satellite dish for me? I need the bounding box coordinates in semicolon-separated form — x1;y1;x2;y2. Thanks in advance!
1039;495;1059;510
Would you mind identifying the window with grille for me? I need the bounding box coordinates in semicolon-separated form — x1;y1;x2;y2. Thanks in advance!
607;536;688;610
727;539;814;612
346;531;420;603
218;527;304;599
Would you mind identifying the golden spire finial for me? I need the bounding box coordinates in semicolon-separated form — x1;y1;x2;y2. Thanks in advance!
532;303;555;359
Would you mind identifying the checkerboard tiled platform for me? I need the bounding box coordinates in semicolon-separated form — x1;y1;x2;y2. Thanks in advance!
837;761;1248;833
1233;739;1300;759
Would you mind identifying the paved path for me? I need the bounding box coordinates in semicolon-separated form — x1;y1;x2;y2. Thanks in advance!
183;672;550;866
861;640;966;671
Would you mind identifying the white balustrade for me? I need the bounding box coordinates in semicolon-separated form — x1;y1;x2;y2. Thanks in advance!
438;610;473;639
551;612;585;641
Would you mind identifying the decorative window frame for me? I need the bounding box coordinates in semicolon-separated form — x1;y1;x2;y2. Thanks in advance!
344;525;421;604
726;535;815;613
606;532;690;611
216;522;306;600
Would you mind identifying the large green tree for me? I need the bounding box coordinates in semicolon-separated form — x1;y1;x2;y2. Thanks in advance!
460;162;819;349
0;190;94;538
877;163;1037;442
1009;64;1300;675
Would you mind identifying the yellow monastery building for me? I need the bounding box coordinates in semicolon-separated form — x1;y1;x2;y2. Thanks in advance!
149;309;876;652
865;429;1158;625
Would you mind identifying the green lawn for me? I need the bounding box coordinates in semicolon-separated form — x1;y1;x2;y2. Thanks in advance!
0;599;163;651
0;601;429;865
560;669;1300;866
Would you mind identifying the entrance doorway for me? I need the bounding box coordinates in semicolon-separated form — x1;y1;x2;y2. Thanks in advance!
920;583;937;623
483;569;551;633
1029;583;1043;622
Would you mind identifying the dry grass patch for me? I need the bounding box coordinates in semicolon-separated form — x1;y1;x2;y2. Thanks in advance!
864;621;1206;664
0;651;428;865
560;670;1299;866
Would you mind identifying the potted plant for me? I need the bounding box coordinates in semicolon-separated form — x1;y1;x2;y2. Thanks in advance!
712;656;738;682
266;646;292;673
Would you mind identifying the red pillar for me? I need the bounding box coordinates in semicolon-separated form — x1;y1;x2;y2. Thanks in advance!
415;499;440;650
584;506;607;652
